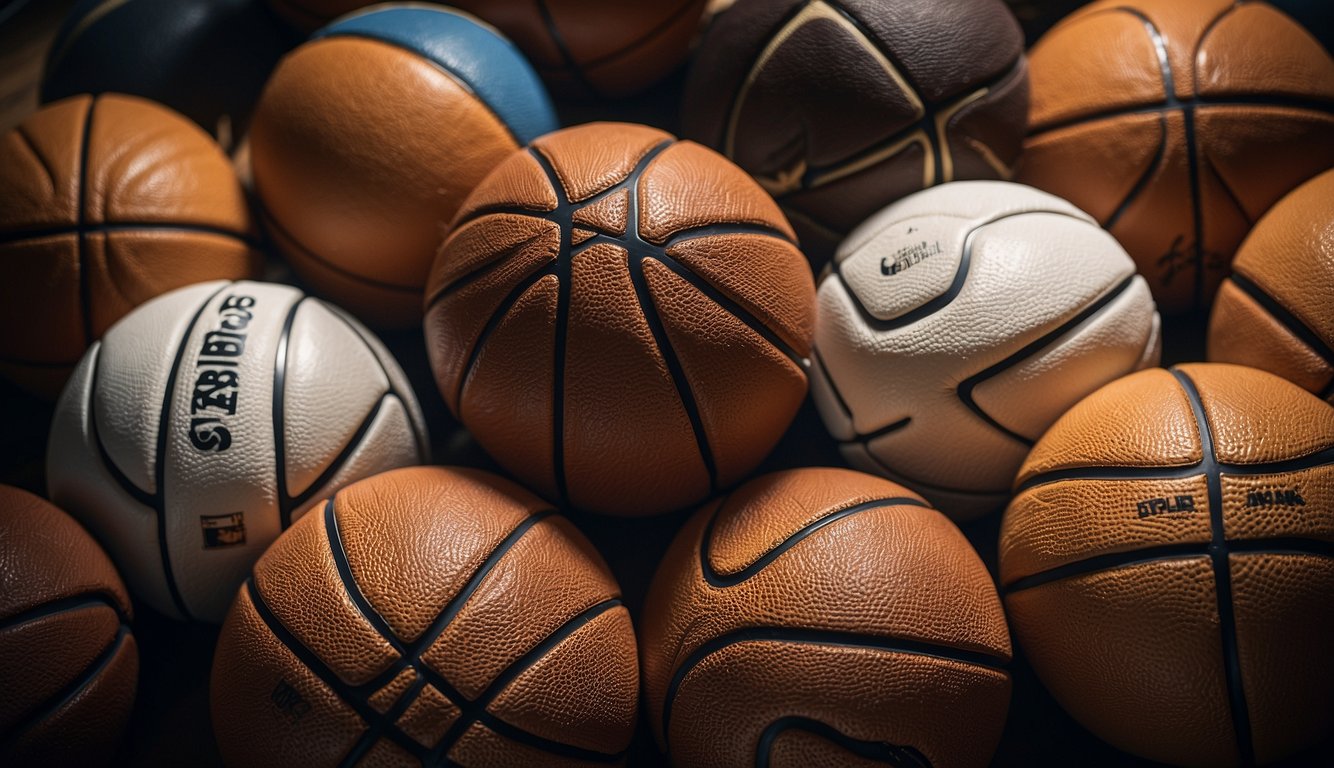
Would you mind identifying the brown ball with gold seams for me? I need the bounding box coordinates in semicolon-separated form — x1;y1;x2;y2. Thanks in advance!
210;466;638;767
1019;0;1334;315
1000;363;1334;766
1208;168;1334;401
424;122;815;517
0;94;260;399
640;467;1012;768
682;0;1029;263
0;485;138;767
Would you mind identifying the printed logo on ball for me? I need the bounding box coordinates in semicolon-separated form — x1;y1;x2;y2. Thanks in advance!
1135;495;1196;518
188;294;256;453
880;239;942;276
201;512;247;548
270;678;310;723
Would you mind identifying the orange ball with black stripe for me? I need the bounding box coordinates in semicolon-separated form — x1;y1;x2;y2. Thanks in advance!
210;465;638;767
0;485;138;765
1208;168;1334;401
1000;363;1334;766
640;467;1012;767
249;5;558;328
1018;0;1334;314
0;93;260;399
424;122;815;517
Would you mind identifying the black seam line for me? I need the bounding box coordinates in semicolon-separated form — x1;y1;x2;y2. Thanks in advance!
854;417;911;444
662;628;1009;749
272;298;303;529
77;95;95;347
258;206;419;293
426;599;627;765
338;671;426;768
832;209;1092;333
0;624;129;752
453;264;558;409
0;592;126;632
1026;96;1334;138
1003;537;1334;593
245;580;431;761
535;0;598;99
659;222;796;248
0;222;260;248
1229;273;1334;367
152;282;232;621
1013;444;1334;493
424;230;549;309
568;0;701;74
1172;368;1254;766
755;716;931;768
1103;113;1168;230
855;447;1011;497
716;0;811;149
285;394;390;522
701;496;928;588
810;348;854;422
88;348;156;508
325;499;401;651
1203;153;1253;228
957;275;1136;447
14;124;58;195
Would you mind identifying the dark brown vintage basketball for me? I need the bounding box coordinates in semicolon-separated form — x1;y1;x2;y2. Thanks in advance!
1000;364;1334;765
210;466;638;767
0;94;260;399
682;0;1029;261
640;467;1012;767
1019;0;1334;314
423;122;815;517
0;485;138;767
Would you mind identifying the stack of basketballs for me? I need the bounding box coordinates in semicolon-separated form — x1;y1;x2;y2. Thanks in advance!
1;0;1331;765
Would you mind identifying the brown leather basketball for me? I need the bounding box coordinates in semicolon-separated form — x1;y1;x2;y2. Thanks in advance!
424;122;815;517
1208;168;1334;401
1019;0;1334;315
682;0;1029;262
640;467;1012;767
1000;363;1334;765
210;465;637;767
0;485;138;767
0;94;260;399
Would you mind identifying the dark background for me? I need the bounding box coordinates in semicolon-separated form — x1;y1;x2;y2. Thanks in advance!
0;0;1331;765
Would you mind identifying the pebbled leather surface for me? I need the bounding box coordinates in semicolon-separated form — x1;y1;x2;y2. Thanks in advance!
425;122;814;516
640;467;1011;768
0;485;137;767
47;280;426;621
1020;0;1334;314
813;181;1160;518
1209;168;1334;399
210;465;639;767
0;94;259;398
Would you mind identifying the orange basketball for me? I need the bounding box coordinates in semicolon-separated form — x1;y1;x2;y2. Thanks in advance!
1000;364;1334;765
424;122;815;516
0;94;260;398
0;485;138;765
1019;0;1334;314
210;466;638;767
640;467;1012;767
1209;168;1334;401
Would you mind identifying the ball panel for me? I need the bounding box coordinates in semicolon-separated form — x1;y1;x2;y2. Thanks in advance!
454;152;559;222
1005;557;1237;766
0;235;82;367
832;214;968;324
393;684;459;750
1207;280;1334;395
638;141;795;244
838;441;1013;519
1182;363;1334;464
0;95;84;231
942;58;1029;182
1197;3;1334;101
445;721;595;767
0;606;120;727
573;0;705;97
535;123;671;204
1230;554;1334;764
779;146;928;251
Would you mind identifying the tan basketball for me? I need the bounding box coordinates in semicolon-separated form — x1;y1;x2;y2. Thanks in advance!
1209;168;1334;401
1000;363;1334;766
210;465;638;767
1019;0;1334;314
0;94;260;398
0;485;138;766
424;122;815;517
641;467;1012;768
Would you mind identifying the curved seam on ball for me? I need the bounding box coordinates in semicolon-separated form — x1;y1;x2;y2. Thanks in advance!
76;95;96;348
754;716;932;768
1227;273;1334;368
1013;444;1334;493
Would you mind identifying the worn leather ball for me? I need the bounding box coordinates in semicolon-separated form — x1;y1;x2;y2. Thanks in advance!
210;466;638;767
1000;363;1334;765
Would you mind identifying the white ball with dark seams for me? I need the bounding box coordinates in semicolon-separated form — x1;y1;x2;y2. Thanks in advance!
47;280;428;622
811;181;1162;519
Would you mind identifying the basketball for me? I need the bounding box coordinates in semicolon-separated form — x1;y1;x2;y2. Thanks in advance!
812;181;1160;519
0;485;137;765
424;122;814;517
210;465;638;767
682;0;1029;261
47;280;428;622
249;5;558;328
1000;363;1334;765
0;94;261;400
1208;168;1334;401
1019;0;1334;314
640;467;1012;767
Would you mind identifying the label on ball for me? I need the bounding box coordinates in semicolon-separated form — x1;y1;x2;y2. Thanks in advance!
188;294;256;453
201;512;247;548
880;239;942;276
1135;495;1196;518
1245;488;1305;508
270;678;310;723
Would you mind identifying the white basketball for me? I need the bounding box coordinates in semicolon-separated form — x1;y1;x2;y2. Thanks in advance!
47;280;428;621
812;181;1161;519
